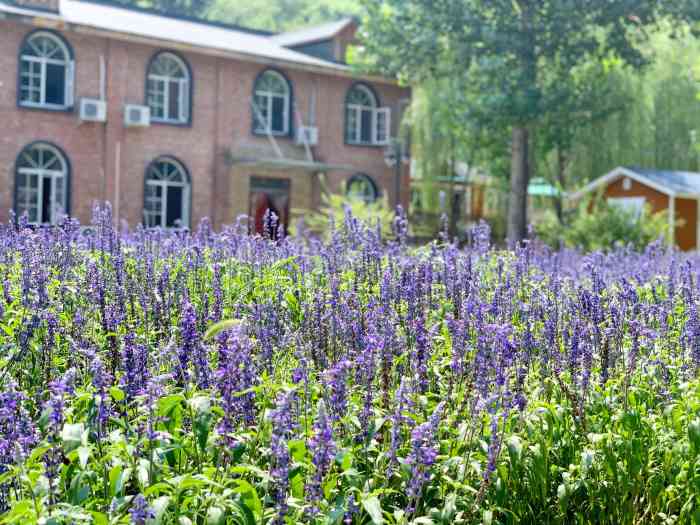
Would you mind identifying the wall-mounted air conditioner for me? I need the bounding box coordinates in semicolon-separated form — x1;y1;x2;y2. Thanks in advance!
296;126;319;146
79;98;107;122
124;104;151;127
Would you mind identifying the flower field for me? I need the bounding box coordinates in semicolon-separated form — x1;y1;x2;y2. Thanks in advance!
1;207;700;525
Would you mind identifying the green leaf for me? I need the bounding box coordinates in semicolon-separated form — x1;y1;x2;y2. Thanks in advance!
362;496;384;525
90;512;108;525
234;479;262;518
77;446;91;469
288;439;307;462
109;386;125;402
204;319;242;341
61;423;85;453
206;506;225;525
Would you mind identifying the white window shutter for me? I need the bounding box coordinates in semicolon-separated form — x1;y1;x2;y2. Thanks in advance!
179;79;189;122
375;107;391;145
65;60;75;108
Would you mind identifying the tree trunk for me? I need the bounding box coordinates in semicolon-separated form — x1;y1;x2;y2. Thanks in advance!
553;147;566;223
507;126;530;243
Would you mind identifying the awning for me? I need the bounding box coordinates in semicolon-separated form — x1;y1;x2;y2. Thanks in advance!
228;156;356;173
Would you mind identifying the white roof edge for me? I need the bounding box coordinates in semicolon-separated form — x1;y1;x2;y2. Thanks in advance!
272;18;356;47
0;1;398;84
569;166;678;201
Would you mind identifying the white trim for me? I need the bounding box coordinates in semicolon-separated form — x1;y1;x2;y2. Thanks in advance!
570;167;679;201
147;52;190;124
15;143;68;225
19;31;73;109
669;195;676;246
0;3;401;86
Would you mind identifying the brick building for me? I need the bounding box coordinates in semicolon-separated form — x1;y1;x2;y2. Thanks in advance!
0;0;411;231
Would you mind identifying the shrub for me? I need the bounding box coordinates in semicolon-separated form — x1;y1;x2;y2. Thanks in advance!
536;197;669;251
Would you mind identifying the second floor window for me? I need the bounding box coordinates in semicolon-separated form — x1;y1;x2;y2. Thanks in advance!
147;52;191;124
253;70;291;136
345;84;391;146
19;31;74;110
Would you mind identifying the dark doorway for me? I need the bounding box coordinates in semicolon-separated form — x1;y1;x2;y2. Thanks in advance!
249;177;291;238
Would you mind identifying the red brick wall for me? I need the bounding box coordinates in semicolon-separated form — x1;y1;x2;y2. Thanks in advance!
0;17;410;228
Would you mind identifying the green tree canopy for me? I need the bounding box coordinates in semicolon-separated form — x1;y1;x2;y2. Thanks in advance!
358;0;700;242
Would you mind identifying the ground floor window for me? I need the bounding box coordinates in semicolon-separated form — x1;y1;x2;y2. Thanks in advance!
143;157;190;228
346;173;379;203
15;142;69;225
249;177;290;238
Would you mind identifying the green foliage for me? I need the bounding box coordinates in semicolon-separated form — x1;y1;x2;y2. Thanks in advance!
358;0;700;240
107;0;215;17
291;177;395;238
569;27;700;184
206;0;360;31
536;198;669;251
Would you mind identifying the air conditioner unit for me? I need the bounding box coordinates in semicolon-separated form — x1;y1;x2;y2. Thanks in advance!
124;104;151;127
296;126;319;146
79;98;107;122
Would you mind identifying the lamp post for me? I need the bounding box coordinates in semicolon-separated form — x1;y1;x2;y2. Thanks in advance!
384;138;409;209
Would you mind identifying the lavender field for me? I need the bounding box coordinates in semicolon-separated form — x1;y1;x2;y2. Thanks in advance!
1;207;700;525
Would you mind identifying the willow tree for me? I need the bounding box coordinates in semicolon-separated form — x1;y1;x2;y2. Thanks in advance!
358;0;700;242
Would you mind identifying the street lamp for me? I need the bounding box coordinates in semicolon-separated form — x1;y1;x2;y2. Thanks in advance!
383;138;409;209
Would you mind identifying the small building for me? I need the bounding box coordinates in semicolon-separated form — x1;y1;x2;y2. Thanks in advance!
571;166;700;251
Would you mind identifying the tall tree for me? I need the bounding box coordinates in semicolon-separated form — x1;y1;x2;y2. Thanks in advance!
358;0;700;242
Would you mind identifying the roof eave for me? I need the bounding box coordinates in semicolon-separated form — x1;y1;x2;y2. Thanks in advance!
569;166;679;201
0;6;400;85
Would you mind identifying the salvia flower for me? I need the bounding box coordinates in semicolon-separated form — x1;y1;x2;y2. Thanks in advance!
306;400;336;516
405;402;444;515
129;494;155;525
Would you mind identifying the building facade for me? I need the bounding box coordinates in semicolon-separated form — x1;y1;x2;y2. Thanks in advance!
0;0;411;231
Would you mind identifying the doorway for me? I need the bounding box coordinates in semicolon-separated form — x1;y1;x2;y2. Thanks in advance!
249;177;290;238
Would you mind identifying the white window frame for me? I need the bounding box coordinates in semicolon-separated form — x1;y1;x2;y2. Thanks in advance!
19;31;74;110
253;70;291;136
15;143;68;225
147;52;191;125
143;158;191;229
346;84;391;146
607;196;646;220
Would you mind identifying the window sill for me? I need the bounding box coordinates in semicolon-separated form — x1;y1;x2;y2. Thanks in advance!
253;129;292;138
18;101;73;113
150;118;192;128
345;141;387;149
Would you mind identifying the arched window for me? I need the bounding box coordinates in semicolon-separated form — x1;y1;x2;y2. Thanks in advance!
146;52;191;124
15;142;70;225
345;83;390;146
19;31;74;109
143;157;191;228
347;173;379;203
253;70;291;136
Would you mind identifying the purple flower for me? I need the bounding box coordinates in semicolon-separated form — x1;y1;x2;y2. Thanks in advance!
178;297;211;389
215;326;257;445
129;494;155;525
0;381;37;512
323;359;351;426
387;377;415;477
306;400;336;515
121;333;149;400
405;402;444;515
269;390;298;524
